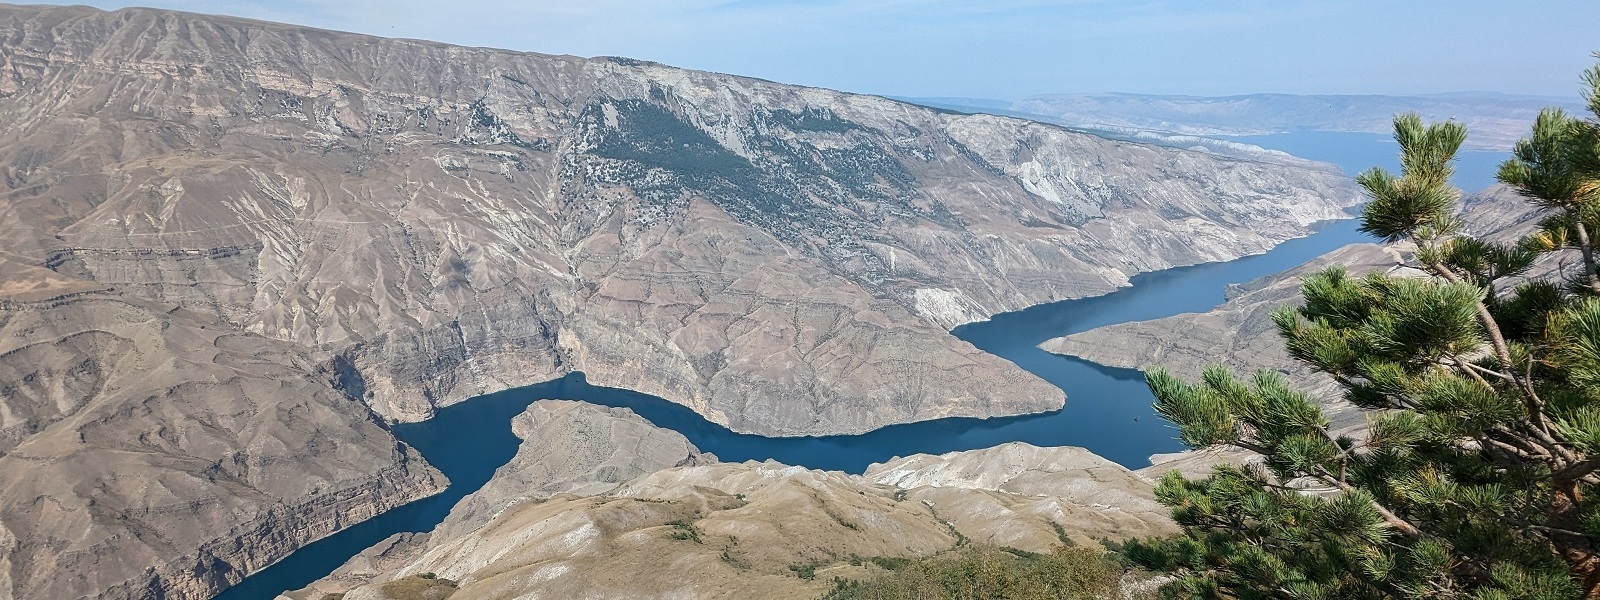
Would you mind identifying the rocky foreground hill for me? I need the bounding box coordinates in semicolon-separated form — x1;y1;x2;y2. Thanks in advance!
0;4;1358;599
288;401;1174;600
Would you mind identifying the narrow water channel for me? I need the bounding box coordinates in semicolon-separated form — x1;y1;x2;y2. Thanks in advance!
216;216;1371;600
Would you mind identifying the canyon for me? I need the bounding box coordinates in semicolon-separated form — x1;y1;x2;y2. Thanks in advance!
0;4;1365;599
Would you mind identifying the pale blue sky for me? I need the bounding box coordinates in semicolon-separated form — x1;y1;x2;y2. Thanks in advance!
65;1;1600;100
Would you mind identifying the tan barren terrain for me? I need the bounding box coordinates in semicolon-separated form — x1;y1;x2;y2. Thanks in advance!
0;4;1359;598
293;401;1173;600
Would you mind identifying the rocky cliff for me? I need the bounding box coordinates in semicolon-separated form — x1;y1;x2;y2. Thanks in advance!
0;4;1360;598
292;402;1174;600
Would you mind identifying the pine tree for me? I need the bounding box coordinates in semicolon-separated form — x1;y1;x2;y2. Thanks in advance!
1126;54;1600;599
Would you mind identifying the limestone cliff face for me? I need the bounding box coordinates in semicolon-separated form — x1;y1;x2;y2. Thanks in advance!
0;4;1361;599
294;402;1174;600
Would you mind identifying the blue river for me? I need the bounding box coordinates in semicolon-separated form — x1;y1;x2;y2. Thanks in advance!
216;128;1488;598
215;215;1371;600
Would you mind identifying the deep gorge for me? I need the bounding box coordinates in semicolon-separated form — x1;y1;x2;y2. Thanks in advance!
214;215;1369;600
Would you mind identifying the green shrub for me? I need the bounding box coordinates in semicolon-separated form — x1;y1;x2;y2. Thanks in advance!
821;545;1132;600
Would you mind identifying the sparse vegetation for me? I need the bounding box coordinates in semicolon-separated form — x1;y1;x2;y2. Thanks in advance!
826;508;862;531
820;545;1135;600
666;519;703;543
791;558;830;580
720;547;749;569
720;535;750;569
1049;521;1074;547
378;573;458;600
580;97;922;250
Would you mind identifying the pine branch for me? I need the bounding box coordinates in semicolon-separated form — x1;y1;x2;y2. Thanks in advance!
1566;206;1600;295
1452;356;1515;384
1479;433;1550;462
1311;466;1423;537
1528;524;1597;539
1553;454;1600;486
1426;257;1553;435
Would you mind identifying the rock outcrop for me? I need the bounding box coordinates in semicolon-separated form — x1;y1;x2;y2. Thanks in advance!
292;402;1174;600
862;442;1173;549
0;4;1362;598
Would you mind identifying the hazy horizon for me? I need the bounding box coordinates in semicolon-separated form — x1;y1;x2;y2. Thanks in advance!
53;1;1600;102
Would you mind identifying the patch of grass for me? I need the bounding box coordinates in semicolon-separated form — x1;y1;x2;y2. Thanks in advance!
720;535;749;569
867;556;913;571
922;504;968;548
821;545;1138;600
1000;547;1042;560
789;559;829;580
667;519;702;544
1049;521;1076;547
826;509;861;531
945;522;968;548
379;573;458;600
720;547;749;569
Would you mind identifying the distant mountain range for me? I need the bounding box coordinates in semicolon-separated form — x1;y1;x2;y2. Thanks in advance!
903;92;1588;151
